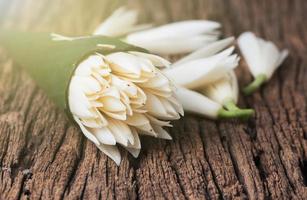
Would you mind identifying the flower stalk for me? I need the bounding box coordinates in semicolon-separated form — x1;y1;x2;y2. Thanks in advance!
243;74;267;95
221;100;254;120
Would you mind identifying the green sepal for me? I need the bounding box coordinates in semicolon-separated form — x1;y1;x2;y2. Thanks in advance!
0;30;147;114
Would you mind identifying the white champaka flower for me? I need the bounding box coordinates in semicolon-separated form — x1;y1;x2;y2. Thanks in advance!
172;37;239;105
125;20;221;55
164;46;239;89
93;7;152;37
169;37;254;119
69;52;183;165
93;7;221;55
200;71;238;106
238;32;289;95
175;86;250;119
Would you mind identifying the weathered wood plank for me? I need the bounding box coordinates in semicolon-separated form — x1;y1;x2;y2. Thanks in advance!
0;0;307;199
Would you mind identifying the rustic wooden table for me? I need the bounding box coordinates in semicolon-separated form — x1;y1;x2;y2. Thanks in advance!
0;0;307;199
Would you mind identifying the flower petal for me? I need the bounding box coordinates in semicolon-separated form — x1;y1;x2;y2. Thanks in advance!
92;127;116;145
73;116;100;146
173;37;235;66
108;118;134;146
93;7;152;37
97;144;121;165
164;47;238;89
129;51;171;68
127;20;220;41
175;87;222;119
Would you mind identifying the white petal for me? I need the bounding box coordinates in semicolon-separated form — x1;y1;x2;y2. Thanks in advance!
112;76;138;97
106;52;141;76
129;51;171;68
175;87;222;119
93;7;151;37
238;32;263;78
173;37;235;66
146;114;172;127
145;93;168;118
93;7;137;36
129;128;141;149
168;95;184;116
108;119;134;146
238;32;288;79
126;114;157;136
75;54;105;76
124;129;141;158
99;96;126;112
126;113;150;126
127;20;220;41
125;148;140;158
128;36;218;55
97;144;121;165
72;76;101;95
73;116;100;146
201;71;238;105
69;80;95;118
152;125;172;140
276;50;289;67
92;127;116;145
80;118;104;128
164;47;238;89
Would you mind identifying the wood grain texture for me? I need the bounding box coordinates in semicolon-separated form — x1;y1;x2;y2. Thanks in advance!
0;0;307;199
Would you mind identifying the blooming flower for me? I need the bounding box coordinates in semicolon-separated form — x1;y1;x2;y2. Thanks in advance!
168;38;254;119
68;52;183;165
238;32;289;95
164;46;239;89
200;71;238;106
94;7;221;55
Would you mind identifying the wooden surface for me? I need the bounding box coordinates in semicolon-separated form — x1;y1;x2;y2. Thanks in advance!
0;0;307;199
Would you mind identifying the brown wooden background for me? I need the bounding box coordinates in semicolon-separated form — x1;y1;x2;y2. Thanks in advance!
0;0;307;199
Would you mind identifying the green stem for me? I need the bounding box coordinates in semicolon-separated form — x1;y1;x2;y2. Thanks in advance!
219;100;255;120
218;108;255;120
224;100;240;111
243;74;267;95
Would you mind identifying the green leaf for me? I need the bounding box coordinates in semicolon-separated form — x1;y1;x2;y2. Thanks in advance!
0;30;147;114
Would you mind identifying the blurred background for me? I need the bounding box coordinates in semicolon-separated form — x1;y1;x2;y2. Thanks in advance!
0;0;223;35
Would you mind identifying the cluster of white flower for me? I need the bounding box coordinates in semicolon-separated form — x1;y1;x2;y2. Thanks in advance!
69;7;288;164
69;52;182;164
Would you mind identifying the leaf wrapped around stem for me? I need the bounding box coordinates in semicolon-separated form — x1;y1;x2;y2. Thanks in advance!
0;29;146;112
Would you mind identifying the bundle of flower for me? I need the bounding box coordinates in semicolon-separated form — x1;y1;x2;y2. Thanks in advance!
0;7;288;165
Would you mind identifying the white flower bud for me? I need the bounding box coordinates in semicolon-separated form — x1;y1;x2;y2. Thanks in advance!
68;51;183;165
238;32;288;95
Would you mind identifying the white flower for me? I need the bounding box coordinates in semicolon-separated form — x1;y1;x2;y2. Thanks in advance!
126;20;221;55
175;87;222;119
238;32;289;94
172;37;239;105
164;46;239;89
169;38;254;119
175;87;250;119
93;7;152;37
93;7;221;55
172;37;235;66
68;52;183;165
200;71;238;105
